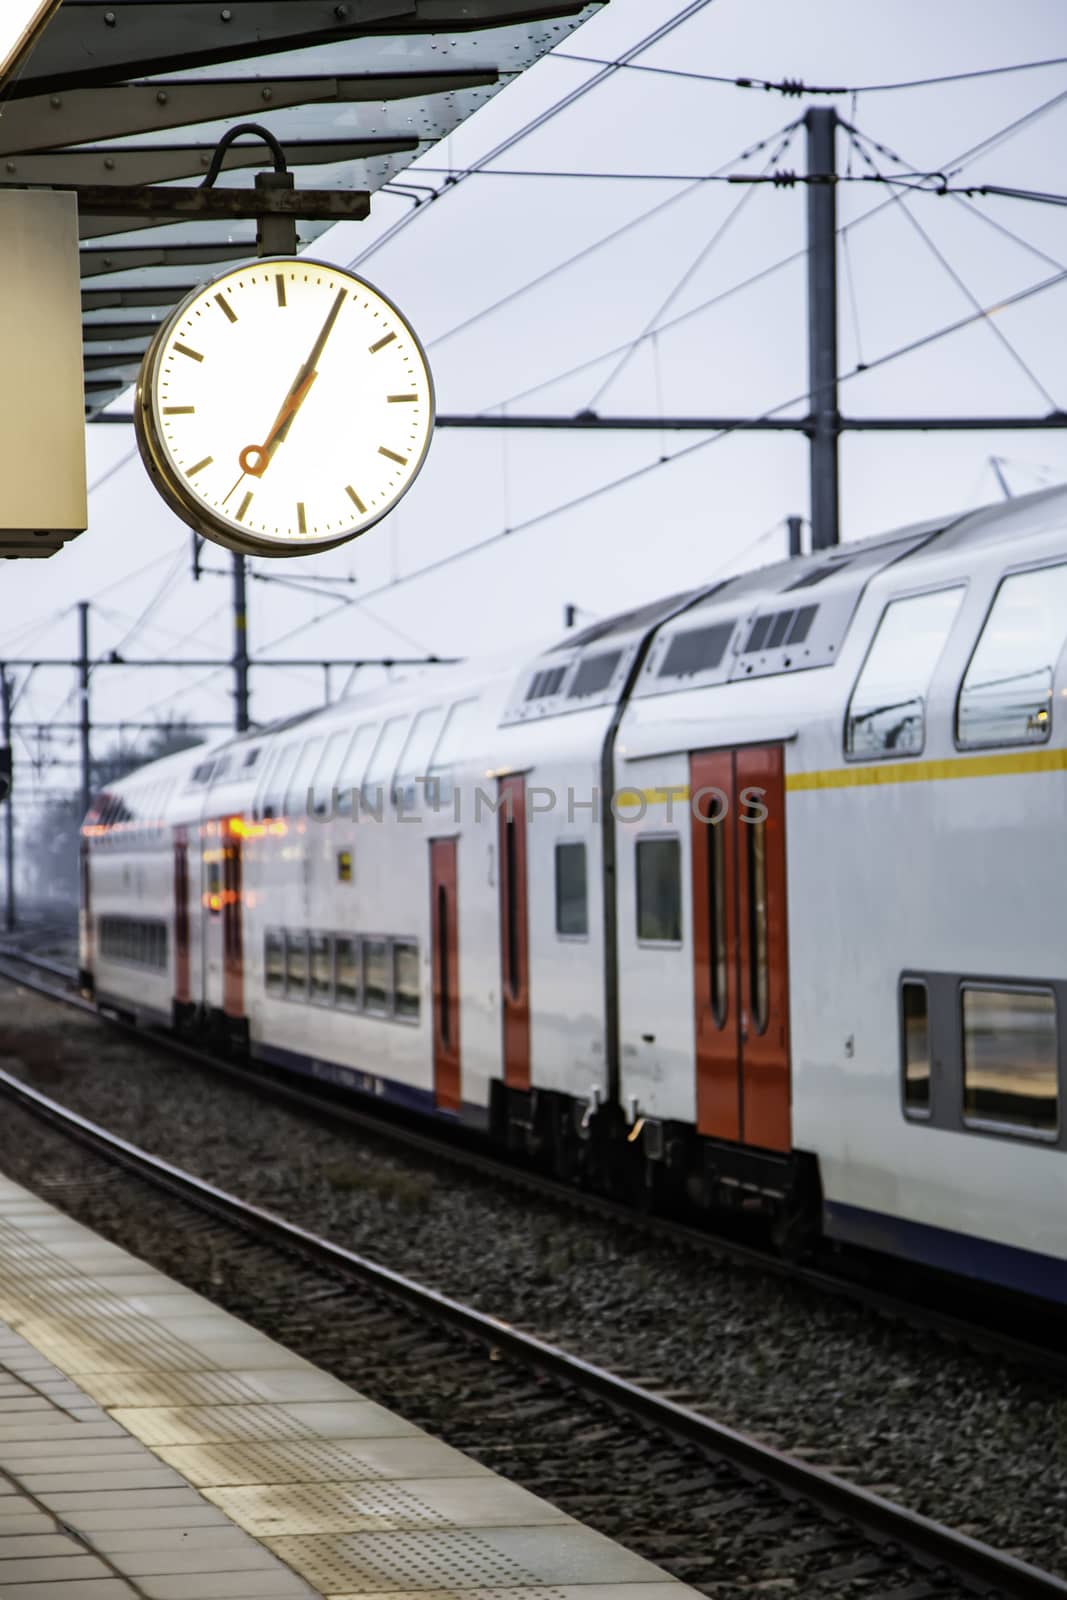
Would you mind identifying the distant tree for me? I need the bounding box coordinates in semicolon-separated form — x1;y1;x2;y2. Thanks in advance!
22;720;204;906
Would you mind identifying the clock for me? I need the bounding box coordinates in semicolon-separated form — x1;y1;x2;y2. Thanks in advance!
135;257;435;557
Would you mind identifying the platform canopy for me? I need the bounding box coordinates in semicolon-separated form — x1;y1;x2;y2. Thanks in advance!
7;0;604;418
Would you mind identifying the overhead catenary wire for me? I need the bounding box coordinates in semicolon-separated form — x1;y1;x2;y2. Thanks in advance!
56;47;1067;747
116;173;1067;729
343;0;720;273
337;261;1067;606
844;128;1061;411
552;51;1067;97
150;252;1063;682
840;91;866;370
585;122;800;411
425;118;801;351
479;84;1067;414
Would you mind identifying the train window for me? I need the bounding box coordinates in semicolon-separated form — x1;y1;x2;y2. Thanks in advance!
568;650;622;698
394;708;444;803
707;816;727;1028
957;563;1067;748
98;915;166;971
310;934;332;1004
746;815;769;1034
846;587;964;759
334;724;377;814
285;736;324;816
362;718;407;815
658;622;734;679
206;859;221;915
503;812;520;999
285;931;309;999
636;837;682;944
251;747;277;820
429;699;478;772
555;842;588;938
335;936;359;1008
900;980;931;1115
263;742;299;817
243;747;261;768
437;886;451;1045
393;941;420;1020
526;665;567;701
962;985;1058;1136
265;931;285;995
310;730;349;815
363;939;390;1014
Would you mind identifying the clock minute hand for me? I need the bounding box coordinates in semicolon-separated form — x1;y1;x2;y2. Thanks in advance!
238;288;348;479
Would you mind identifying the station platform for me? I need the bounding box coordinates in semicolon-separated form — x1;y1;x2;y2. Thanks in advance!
0;1172;697;1600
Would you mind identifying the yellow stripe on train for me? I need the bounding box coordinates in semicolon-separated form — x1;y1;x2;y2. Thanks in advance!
786;746;1067;792
612;748;1067;806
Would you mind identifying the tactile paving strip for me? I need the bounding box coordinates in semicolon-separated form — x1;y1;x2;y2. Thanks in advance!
12;1315;205;1374
0;1176;697;1600
0;1221;211;1374
110;1403;319;1447
327;1591;572;1600
206;1480;455;1536
156;1438;392;1486
74;1369;269;1407
264;1529;546;1594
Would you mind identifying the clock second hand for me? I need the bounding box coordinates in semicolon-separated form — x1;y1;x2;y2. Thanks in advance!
231;287;348;494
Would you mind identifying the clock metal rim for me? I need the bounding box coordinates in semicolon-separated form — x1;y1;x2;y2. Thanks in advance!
134;254;436;559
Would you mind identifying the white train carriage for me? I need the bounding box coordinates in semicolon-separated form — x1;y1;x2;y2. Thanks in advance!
81;485;1067;1304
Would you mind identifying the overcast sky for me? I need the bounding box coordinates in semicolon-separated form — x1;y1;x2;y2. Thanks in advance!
5;0;1067;807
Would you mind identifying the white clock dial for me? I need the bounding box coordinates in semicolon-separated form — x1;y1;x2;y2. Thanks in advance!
136;257;435;557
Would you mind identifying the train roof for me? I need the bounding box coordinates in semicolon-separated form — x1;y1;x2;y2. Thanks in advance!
84;481;1067;824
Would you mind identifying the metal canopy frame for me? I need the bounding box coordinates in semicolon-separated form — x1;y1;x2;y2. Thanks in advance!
11;0;604;416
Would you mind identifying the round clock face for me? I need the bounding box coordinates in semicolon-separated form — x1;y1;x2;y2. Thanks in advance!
136;257;435;557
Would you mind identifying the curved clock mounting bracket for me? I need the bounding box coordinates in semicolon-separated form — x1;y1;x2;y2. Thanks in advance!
201;123;298;258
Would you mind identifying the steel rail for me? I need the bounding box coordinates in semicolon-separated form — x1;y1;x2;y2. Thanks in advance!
1;946;1065;1384
0;1058;1063;1599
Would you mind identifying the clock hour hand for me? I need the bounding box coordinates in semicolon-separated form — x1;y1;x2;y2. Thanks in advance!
237;288;347;479
238;370;317;478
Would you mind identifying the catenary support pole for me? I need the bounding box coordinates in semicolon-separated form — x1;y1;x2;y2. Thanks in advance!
805;106;840;550
232;552;250;733
786;515;804;558
1;666;14;933
77;602;91;823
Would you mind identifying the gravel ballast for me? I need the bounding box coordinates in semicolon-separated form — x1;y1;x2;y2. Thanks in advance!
0;976;1063;1580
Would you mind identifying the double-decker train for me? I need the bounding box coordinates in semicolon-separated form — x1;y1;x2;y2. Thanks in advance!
81;484;1067;1304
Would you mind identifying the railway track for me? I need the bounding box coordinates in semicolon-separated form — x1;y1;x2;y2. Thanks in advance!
0;943;1063;1386
0;1054;1064;1599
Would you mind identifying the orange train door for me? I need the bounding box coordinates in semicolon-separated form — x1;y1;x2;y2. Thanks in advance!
498;774;530;1090
430;838;461;1111
221;830;243;1019
174;831;191;1007
690;745;790;1152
